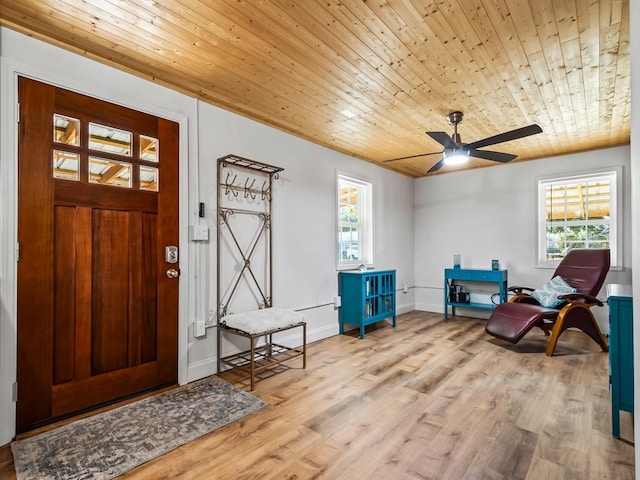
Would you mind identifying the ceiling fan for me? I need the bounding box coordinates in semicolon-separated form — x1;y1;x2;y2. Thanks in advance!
384;111;543;173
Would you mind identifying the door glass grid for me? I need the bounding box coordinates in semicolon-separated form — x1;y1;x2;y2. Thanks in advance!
52;114;160;191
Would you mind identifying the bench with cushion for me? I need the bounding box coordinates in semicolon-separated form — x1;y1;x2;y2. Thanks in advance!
217;307;306;390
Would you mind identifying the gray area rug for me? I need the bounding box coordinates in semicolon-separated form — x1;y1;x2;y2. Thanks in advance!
11;375;266;480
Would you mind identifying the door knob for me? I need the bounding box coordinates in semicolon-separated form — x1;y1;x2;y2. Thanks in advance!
166;268;180;279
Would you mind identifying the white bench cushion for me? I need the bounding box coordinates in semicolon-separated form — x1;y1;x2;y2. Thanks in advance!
221;307;305;334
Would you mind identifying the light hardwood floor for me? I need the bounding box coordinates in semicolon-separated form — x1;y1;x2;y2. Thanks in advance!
1;311;635;479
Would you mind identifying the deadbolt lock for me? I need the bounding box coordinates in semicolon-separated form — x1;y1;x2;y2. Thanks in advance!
165;246;179;264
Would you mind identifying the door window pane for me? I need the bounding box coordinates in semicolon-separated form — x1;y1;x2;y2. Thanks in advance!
89;157;132;188
53;150;79;181
89;123;132;157
140;135;159;162
53;114;80;146
140;165;159;191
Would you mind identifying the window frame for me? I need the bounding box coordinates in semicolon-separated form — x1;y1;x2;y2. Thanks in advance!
336;172;373;270
536;167;621;269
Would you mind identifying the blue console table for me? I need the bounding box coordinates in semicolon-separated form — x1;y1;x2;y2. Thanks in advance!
444;268;508;319
606;283;634;438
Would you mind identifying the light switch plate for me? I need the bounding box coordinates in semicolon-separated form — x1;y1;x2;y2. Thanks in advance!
189;225;209;241
194;321;206;337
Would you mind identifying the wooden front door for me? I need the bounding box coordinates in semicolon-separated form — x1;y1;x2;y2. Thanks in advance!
16;77;179;431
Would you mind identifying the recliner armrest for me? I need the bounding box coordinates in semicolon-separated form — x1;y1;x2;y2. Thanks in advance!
558;293;603;307
508;286;535;294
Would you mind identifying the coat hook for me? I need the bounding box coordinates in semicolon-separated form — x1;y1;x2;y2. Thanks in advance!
244;178;256;199
260;180;270;200
225;171;239;197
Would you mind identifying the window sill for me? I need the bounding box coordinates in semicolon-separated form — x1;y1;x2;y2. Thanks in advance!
337;264;374;272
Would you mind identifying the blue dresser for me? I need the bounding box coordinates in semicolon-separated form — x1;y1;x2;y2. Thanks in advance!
606;283;634;438
444;268;508;319
338;270;396;339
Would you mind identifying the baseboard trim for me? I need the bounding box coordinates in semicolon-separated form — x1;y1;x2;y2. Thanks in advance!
414;302;443;313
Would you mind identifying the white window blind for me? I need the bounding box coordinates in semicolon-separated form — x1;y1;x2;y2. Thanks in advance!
537;170;618;267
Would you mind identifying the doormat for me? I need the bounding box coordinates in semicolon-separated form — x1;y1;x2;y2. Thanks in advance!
11;375;266;480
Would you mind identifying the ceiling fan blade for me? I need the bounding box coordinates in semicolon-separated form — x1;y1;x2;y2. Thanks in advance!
469;149;517;163
465;124;543;150
426;131;457;150
426;157;445;173
382;151;443;163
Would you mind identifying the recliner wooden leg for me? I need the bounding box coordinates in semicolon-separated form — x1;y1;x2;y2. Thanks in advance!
574;313;609;352
546;304;609;356
545;312;567;356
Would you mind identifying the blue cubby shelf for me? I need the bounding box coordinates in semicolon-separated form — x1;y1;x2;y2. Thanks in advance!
338;269;396;339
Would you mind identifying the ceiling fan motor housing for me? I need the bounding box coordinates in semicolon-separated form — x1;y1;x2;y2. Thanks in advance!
447;111;464;148
447;111;464;126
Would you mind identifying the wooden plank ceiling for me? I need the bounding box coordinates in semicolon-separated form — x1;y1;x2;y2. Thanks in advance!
0;0;630;177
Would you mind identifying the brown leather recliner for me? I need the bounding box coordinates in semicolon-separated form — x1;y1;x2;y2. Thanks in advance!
485;248;610;356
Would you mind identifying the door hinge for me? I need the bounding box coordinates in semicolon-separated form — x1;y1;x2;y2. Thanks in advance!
12;382;18;402
15;242;19;262
16;102;20;124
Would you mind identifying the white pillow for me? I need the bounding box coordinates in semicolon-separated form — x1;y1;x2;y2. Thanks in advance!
531;276;576;308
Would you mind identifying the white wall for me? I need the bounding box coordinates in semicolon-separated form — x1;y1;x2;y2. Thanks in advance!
186;100;416;378
414;146;632;328
0;27;415;445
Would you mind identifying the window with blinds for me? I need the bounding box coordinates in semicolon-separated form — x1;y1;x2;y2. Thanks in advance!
537;170;618;266
337;173;373;268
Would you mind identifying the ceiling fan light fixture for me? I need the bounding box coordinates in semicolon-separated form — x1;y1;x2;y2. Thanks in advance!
443;150;469;166
383;111;542;174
